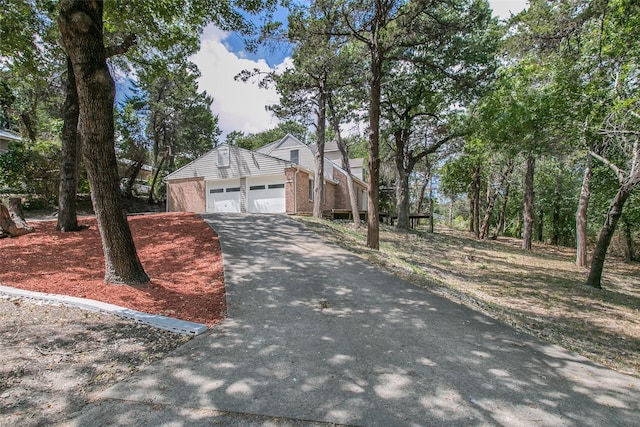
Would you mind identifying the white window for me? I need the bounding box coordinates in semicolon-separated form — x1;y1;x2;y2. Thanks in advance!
309;178;314;200
217;146;230;167
290;149;299;164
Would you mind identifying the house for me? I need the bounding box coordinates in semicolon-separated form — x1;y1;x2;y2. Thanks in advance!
0;129;21;154
321;140;365;181
165;134;368;214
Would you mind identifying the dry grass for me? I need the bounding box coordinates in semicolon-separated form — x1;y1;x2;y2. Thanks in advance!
296;217;640;378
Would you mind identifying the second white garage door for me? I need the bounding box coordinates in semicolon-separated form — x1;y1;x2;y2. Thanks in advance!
248;177;286;213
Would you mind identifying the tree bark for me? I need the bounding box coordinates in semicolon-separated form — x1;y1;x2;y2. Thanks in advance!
327;93;360;226
472;165;481;238
313;79;326;219
576;154;592;267
586;186;631;288
59;0;149;285
57;56;82;232
522;156;535;250
552;167;562;245
469;193;475;233
393;126;410;230
366;25;382;250
0;199;34;238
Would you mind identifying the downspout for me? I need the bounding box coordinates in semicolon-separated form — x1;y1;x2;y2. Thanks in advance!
293;166;299;214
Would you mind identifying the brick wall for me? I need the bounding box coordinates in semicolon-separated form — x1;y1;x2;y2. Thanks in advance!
167;177;206;212
333;166;367;210
285;166;366;214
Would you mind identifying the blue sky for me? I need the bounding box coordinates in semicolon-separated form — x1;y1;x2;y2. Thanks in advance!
191;0;528;138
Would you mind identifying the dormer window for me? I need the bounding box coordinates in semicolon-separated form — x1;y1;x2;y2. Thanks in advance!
290;149;299;164
217;146;230;167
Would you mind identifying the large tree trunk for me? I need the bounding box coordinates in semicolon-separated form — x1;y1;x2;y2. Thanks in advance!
366;32;382;250
586;186;631;288
0;199;34;238
393;127;411;231
576;154;592;267
59;0;149;285
522;156;535;251
327;93;360;226
313;81;327;219
57;56;82;232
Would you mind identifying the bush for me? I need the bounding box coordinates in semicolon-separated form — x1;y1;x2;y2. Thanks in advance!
0;140;60;202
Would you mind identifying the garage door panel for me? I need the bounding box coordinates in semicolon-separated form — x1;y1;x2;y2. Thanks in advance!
248;181;285;213
207;183;241;213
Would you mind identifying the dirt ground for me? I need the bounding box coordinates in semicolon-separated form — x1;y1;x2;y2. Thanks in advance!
0;296;191;426
297;217;640;378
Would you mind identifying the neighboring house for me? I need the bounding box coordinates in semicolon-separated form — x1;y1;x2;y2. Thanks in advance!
165;134;368;214
0;129;21;154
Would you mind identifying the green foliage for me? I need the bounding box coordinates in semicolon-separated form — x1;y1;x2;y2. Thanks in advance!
227;121;309;150
0;140;60;201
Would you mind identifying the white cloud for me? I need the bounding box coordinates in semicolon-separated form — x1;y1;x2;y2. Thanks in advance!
193;2;527;139
191;25;286;138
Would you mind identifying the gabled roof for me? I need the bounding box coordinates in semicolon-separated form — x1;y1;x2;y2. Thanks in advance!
255;134;306;155
165;144;296;181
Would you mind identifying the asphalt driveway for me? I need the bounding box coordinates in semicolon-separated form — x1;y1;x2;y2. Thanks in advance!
70;213;640;426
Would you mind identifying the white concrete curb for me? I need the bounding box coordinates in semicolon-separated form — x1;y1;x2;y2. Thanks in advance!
0;284;208;336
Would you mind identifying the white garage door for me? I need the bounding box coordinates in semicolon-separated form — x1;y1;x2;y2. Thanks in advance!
207;183;241;213
248;179;286;213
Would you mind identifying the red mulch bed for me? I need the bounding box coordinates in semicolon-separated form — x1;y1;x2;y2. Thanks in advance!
0;212;226;326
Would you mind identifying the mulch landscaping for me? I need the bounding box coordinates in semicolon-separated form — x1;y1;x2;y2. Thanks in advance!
0;212;226;326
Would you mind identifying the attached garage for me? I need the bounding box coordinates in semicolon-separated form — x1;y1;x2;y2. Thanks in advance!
206;180;241;213
247;176;286;213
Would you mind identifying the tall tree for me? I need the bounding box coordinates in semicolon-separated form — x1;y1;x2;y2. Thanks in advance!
59;0;149;284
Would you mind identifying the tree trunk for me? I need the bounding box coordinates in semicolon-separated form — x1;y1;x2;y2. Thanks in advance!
313;80;326;219
327;93;360;226
428;177;434;233
148;150;167;204
393;126;411;231
0;199;34;238
492;182;510;240
448;194;455;226
473;165;481;238
366;29;382;250
469;193;475;233
586;185;631;288
59;0;149;285
522;156;535;251
123;161;143;198
416;172;429;214
395;168;410;230
536;208;544;243
480;161;514;239
552;167;562;245
57;56;82;232
622;216;636;262
576;154;592;267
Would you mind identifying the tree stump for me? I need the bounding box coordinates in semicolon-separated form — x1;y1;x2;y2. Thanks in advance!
0;198;35;238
